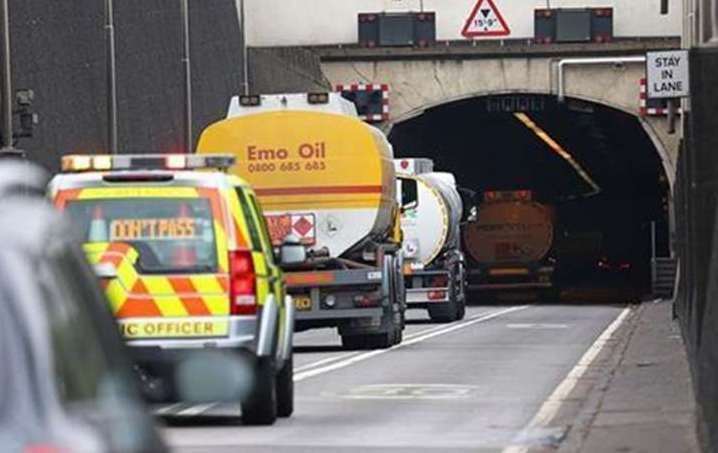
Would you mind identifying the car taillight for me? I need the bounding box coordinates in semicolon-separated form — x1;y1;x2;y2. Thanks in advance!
229;250;256;315
24;444;67;453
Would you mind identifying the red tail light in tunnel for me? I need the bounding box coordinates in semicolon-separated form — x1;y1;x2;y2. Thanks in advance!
229;250;256;315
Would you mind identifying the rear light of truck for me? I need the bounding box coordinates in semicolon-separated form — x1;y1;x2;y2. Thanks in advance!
353;294;379;307
229;250;257;315
429;275;449;288
428;290;447;301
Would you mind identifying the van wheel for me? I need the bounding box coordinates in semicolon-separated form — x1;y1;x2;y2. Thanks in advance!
276;354;294;418
241;356;277;425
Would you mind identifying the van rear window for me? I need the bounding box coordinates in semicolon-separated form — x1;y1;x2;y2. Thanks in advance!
65;198;218;274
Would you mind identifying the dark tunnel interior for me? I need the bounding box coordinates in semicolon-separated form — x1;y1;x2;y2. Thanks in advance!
389;94;670;295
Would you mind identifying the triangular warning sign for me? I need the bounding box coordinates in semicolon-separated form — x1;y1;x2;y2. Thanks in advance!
462;0;511;38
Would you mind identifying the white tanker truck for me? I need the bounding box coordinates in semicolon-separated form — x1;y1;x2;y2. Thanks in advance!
395;159;466;322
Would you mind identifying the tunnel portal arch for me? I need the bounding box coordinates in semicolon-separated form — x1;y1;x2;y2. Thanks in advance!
387;92;673;292
387;91;675;189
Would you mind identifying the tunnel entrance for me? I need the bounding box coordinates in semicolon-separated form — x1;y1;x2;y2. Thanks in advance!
389;94;670;299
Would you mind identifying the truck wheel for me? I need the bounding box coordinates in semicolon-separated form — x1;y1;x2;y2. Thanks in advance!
428;305;458;323
241;356;277;425
428;288;459;323
540;288;560;303
455;282;467;320
367;331;394;349
275;354;294;418
390;269;404;346
455;297;466;321
341;335;366;350
393;308;405;344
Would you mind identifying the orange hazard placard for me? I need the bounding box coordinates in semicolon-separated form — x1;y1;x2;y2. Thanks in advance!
462;0;511;38
264;213;316;246
265;214;293;245
110;218;197;241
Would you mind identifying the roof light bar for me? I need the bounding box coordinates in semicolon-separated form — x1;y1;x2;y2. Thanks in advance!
239;95;261;107
307;92;329;105
61;154;236;173
165;154;187;169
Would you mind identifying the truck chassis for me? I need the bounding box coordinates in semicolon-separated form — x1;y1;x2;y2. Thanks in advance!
404;250;466;322
284;249;405;349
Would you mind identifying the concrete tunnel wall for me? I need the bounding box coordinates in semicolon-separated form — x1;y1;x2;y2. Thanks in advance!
321;58;679;187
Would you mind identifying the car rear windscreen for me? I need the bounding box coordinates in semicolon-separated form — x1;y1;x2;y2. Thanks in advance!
66;198;218;274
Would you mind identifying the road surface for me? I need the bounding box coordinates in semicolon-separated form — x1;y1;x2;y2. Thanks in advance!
161;303;627;452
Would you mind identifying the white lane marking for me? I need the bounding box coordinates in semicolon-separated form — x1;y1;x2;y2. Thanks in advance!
293;311;498;374
333;383;481;400
294;351;360;373
507;323;569;329
155;402;185;415
176;402;219;417
294;306;529;382
502;307;632;453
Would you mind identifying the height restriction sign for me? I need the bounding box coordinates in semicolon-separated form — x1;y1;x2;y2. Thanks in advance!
462;0;511;38
646;50;690;99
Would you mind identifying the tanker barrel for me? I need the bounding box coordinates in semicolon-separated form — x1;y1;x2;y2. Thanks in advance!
462;199;555;265
421;173;463;251
196;108;399;259
401;172;463;267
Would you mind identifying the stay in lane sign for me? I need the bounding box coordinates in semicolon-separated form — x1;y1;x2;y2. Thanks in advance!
646;50;690;99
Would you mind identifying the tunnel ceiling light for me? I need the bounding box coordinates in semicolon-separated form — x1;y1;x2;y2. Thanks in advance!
513;112;601;197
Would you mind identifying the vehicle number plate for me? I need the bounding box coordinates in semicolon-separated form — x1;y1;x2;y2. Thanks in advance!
367;271;382;281
294;295;312;311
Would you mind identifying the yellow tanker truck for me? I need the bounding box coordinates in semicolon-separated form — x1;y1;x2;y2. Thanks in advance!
197;93;413;349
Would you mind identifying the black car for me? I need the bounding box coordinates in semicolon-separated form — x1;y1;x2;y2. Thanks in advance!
0;162;166;453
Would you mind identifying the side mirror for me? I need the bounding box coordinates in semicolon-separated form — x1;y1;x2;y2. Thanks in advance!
400;177;418;212
457;186;477;221
279;234;307;265
93;262;118;279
